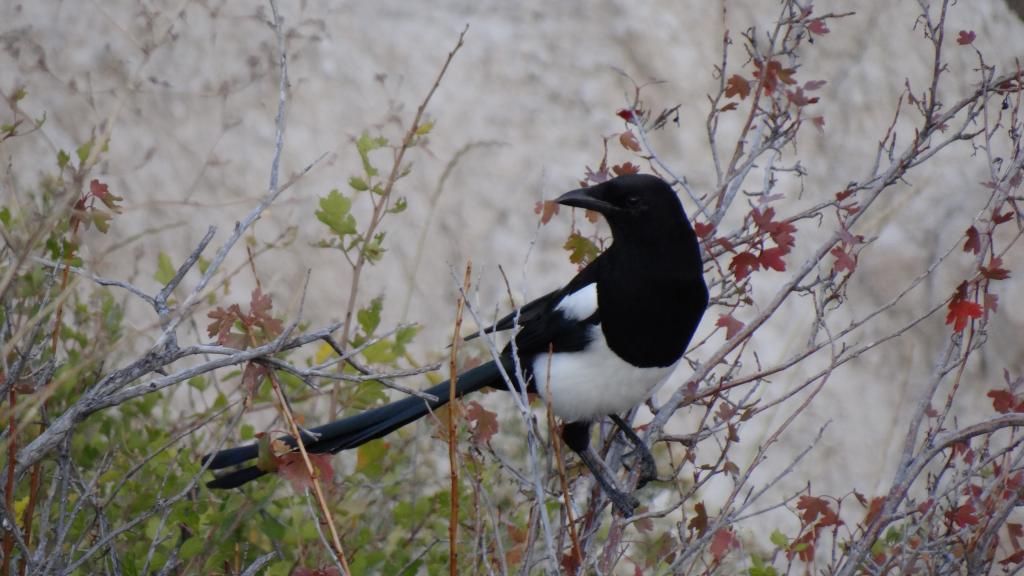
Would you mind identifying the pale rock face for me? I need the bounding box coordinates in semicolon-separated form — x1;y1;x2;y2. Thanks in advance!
2;0;1022;531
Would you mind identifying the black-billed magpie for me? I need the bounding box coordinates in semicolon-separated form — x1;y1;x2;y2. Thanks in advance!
203;173;708;516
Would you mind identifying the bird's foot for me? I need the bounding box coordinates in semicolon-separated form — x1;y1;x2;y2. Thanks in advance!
610;415;658;489
621;445;658;489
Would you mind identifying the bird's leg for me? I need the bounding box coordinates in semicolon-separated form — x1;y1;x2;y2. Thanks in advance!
561;421;638;517
609;414;657;489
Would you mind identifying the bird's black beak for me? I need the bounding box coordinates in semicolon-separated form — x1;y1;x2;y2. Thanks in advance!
555;184;618;214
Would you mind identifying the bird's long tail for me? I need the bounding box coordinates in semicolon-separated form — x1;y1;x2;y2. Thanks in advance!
203;358;513;489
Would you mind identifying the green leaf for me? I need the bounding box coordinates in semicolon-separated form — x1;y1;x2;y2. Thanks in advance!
363;232;386;264
748;562;778;576
90;210;112;233
356;132;388;178
154;252;175;285
76;140;93;165
11;88;26;103
179;536;204;560
355;439;388;477
357;296;383;335
415;121;434;136
393;324;420;356
563;232;600;265
197;256;210;274
348;176;369;191
0;206;10;227
57;149;70;170
315;189;358;238
213;392;228;409
870;538;887;556
769;529;788;548
388;197;408;214
362;340;395;364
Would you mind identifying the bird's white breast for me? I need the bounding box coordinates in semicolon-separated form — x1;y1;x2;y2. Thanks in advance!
532;323;678;422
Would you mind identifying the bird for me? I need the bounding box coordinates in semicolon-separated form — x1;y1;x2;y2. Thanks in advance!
203;173;708;516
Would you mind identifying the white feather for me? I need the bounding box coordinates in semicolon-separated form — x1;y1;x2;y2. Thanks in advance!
531;324;678;422
555;283;598;321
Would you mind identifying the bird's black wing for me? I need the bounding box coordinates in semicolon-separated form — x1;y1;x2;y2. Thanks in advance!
505;257;602;360
463;257;601;347
461;287;561;341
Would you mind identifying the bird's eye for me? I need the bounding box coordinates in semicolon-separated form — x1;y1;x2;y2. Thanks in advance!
625;195;641;208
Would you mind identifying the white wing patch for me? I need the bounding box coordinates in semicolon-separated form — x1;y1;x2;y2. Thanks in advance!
555;283;598;321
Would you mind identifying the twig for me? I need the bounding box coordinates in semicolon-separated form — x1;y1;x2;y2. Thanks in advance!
447;260;471;575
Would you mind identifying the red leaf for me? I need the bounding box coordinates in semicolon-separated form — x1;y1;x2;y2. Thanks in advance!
946;284;983;333
964;226;981;254
984;292;999;316
791;532;817;562
709;528;739;562
993;209;1014;224
836;189;855;202
724;74;751;99
831;244;857;273
797;495;834;525
560;552;580;574
946;300;982;332
466;401;499;444
786;87;819;107
688;501;708;535
206;306;241;345
617;108;638;124
612;162;640;176
751;206;777;230
804;80;827;91
952;441;975;464
277;451;335;491
980;256;1011;280
90;179;124;212
751;207;797;249
534;200;560;225
865;496;885;526
716;314;745;340
957;30;976;45
729;251;760;281
241;363;269;396
988;389;1017;414
948;501;979;528
753;60;797;95
811;115;826;130
759;246;788;272
807;19;830;35
1008;522;1023;549
693;221;715;239
1001;550;1024;567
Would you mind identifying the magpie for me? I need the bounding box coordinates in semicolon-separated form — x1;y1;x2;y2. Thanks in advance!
203;173;708;516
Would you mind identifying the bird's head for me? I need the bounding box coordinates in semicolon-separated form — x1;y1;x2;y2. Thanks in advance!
555;174;695;242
